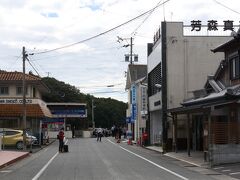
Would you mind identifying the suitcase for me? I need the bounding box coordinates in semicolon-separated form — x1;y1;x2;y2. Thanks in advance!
63;144;68;152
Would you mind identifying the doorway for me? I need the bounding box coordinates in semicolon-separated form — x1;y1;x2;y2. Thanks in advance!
192;115;203;151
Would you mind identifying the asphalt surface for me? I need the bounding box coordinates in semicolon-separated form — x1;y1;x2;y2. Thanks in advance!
0;137;238;180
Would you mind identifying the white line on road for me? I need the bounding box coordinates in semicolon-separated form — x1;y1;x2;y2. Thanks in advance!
222;169;231;172
107;139;189;180
230;172;240;175
0;170;12;173
32;139;68;180
32;152;59;180
213;167;224;170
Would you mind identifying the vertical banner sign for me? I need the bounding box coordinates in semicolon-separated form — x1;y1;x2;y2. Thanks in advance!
131;84;137;123
141;86;147;114
131;84;136;104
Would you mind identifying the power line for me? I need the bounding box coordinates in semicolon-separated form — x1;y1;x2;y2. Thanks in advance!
78;83;123;88
131;0;163;36
26;57;42;77
30;0;170;55
30;44;123;61
213;0;240;15
89;90;127;94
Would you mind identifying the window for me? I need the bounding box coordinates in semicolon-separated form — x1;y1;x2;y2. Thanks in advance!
230;56;240;79
148;63;162;96
33;87;36;98
0;87;9;95
16;86;28;95
5;131;19;136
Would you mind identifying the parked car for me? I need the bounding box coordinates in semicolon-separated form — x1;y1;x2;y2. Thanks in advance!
0;129;38;149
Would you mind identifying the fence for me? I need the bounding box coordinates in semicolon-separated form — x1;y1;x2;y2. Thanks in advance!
212;122;240;144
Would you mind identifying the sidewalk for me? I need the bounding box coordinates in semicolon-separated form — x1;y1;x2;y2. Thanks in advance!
145;146;207;167
144;146;238;180
0;150;29;169
0;138;56;169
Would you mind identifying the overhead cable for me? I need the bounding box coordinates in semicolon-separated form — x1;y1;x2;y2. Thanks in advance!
132;0;163;36
213;0;240;15
31;0;170;55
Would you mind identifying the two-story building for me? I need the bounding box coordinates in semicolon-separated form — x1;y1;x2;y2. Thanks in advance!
170;33;240;165
147;21;230;151
0;71;52;135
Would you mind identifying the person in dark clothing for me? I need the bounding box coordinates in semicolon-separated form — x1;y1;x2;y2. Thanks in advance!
72;125;75;138
97;128;103;142
58;127;64;152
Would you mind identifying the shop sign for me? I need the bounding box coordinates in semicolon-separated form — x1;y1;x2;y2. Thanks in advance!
131;84;136;104
126;117;131;123
141;86;147;112
131;104;137;123
190;20;237;31
0;98;33;104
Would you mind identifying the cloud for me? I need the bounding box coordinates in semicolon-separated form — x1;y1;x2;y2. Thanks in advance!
41;12;59;18
0;0;239;102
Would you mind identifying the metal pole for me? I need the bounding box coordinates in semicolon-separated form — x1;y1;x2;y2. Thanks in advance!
92;99;95;129
187;113;190;156
130;37;133;64
22;46;27;150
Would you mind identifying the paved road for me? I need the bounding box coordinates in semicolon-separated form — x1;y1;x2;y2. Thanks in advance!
0;138;237;180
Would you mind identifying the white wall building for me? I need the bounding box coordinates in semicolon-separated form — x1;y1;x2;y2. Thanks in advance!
147;21;231;149
126;64;147;143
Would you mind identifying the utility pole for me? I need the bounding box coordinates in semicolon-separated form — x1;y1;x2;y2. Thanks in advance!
92;99;95;129
22;46;27;150
119;36;138;64
130;37;133;64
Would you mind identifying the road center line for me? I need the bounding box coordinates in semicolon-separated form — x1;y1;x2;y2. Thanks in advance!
32;152;59;180
107;139;189;180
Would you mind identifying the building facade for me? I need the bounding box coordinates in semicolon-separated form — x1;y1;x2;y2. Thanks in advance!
170;34;240;165
147;22;231;150
0;71;52;135
126;64;147;143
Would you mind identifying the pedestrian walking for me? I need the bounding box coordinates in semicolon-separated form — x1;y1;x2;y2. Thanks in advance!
97;127;103;142
58;127;65;152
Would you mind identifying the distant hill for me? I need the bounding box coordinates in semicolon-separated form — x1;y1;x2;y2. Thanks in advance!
41;77;127;128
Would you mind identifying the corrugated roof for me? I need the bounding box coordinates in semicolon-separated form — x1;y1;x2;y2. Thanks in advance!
0;104;52;118
0;71;41;81
212;37;240;53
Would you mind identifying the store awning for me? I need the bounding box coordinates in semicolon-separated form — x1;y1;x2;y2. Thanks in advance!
0;104;52;118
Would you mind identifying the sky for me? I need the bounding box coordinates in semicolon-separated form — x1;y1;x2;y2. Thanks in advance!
0;0;239;102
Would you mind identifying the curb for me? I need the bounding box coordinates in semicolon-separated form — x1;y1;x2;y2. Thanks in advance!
0;152;29;169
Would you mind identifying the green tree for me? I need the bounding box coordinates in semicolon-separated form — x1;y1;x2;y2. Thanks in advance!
42;77;127;129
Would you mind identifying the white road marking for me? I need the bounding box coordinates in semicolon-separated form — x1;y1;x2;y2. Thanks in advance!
222;169;231;172
32;152;59;180
230;172;240;175
213;167;224;170
107;139;189;180
0;170;12;173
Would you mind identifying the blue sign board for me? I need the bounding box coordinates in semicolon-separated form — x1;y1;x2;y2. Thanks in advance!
42;118;64;124
48;105;87;118
126;117;131;123
131;104;137;123
131;85;136;104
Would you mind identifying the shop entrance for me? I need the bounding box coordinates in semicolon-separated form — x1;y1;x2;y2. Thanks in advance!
192;115;203;151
